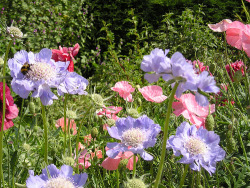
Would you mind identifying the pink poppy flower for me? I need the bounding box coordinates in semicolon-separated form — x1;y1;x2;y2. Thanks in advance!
242;25;250;57
139;85;167;103
246;0;250;2
172;93;215;129
101;148;138;171
51;43;80;72
55;118;77;135
226;21;245;50
208;19;232;32
225;60;246;81
77;148;103;169
83;134;92;145
186;59;210;75
111;81;135;102
97;106;122;120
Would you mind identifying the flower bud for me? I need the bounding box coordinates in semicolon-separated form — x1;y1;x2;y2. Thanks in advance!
205;114;214;131
124;177;147;188
23;143;31;151
106;119;116;126
127;108;140;118
29;102;36;114
118;158;129;170
233;70;243;83
66;110;77;119
91;127;99;138
229;161;235;173
226;137;237;153
63;156;75;166
91;94;104;106
0;57;4;65
7;26;23;39
209;63;216;74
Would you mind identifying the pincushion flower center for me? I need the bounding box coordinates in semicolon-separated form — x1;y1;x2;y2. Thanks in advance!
45;177;75;188
122;128;145;147
185;137;207;155
26;62;56;81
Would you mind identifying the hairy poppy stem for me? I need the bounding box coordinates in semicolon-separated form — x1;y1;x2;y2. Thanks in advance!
41;103;48;164
154;82;179;188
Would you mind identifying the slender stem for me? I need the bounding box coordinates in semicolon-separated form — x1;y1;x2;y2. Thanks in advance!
41;103;48;164
68;118;72;157
196;171;201;186
76;121;82;174
154;82;179;188
133;155;136;177
63;95;67;155
0;39;12;188
116;168;119;188
179;164;189;188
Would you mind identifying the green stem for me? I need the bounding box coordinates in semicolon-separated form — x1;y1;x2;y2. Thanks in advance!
76;121;82;174
116;168;119;188
63;95;67;155
68;118;72;157
154;82;179;188
0;39;12;188
179;164;189;188
41;103;48;164
133;155;136;177
196;171;201;186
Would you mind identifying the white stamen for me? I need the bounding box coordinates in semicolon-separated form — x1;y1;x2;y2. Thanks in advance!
26;62;56;81
45;176;76;188
122;128;145;147
185;137;207;155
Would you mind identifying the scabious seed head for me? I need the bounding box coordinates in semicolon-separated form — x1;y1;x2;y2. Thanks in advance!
127;108;140;118
45;177;75;188
91;127;99;138
66;110;78;119
122;128;145;147
124;177;147;188
62;156;75;166
106;118;116;126
205;114;214;131
91;94;104;106
7;26;23;38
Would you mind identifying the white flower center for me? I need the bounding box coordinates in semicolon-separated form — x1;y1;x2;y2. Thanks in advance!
185;137;207;155
45;177;75;188
26;62;56;81
122;128;145;147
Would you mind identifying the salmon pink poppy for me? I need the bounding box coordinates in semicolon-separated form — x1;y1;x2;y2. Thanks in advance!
55;117;77;135
97;106;122;120
139;85;167;103
83;134;92;145
242;25;250;57
101;147;138;170
77;148;102;169
0;83;19;131
172;93;215;129
226;21;245;50
52;43;80;72
111;81;135;102
208;19;232;32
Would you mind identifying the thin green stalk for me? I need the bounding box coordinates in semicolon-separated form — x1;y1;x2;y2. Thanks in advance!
68;118;72;157
191;171;195;188
179;164;189;188
133;155;136;177
196;171;201;186
63;95;67;155
116;168;119;188
76;122;82;174
16;99;24;147
154;82;179;188
0;39;12;188
41;103;48;164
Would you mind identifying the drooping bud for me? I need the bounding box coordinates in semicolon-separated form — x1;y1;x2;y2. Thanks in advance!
29;102;36;114
118;158;129;170
127;108;140;118
226;137;237;153
91;127;99;138
91;94;104;106
7;26;23;39
233;70;243;83
205;114;214;131
124;177;147;188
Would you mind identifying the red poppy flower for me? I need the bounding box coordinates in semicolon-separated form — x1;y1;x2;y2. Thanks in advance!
51;43;80;72
0;83;19;131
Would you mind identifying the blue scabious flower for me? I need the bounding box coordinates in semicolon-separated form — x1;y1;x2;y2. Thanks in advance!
8;49;69;105
57;72;89;96
195;71;220;106
140;48;171;83
106;115;161;161
167;122;225;175
26;164;88;188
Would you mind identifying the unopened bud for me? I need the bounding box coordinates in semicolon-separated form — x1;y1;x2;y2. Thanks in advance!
91;94;104;106
66;110;77;119
29;102;36;114
106;119;116;126
63;156;75;166
233;70;243;83
205;114;214;131
91;127;99;138
0;57;4;65
209;63;216;74
127;108;140;118
227;137;237;153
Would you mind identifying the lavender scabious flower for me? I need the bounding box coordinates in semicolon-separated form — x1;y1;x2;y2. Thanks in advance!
167;122;225;175
140;48;171;83
57;72;88;96
106;115;161;161
195;71;220;106
8;48;69;105
26;164;88;188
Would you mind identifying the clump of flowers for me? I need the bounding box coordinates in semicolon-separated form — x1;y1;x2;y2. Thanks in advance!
172;93;215;129
55;117;77;135
0;82;19;130
167;122;226;175
106;115;161;161
26;164;88;188
225;60;246;81
140;48;219;106
186;59;210;74
52;43;80;72
111;81;135;102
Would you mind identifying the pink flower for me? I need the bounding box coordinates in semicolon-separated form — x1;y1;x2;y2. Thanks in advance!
172;93;215;129
111;81;135;102
225;60;246;81
55;118;77;135
101;148;138;170
51;43;80;72
226;21;245;50
83;134;92;145
242;25;250;57
208;19;232;32
97;106;122;120
246;0;250;2
78;148;102;169
187;59;210;74
139;85;167;103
